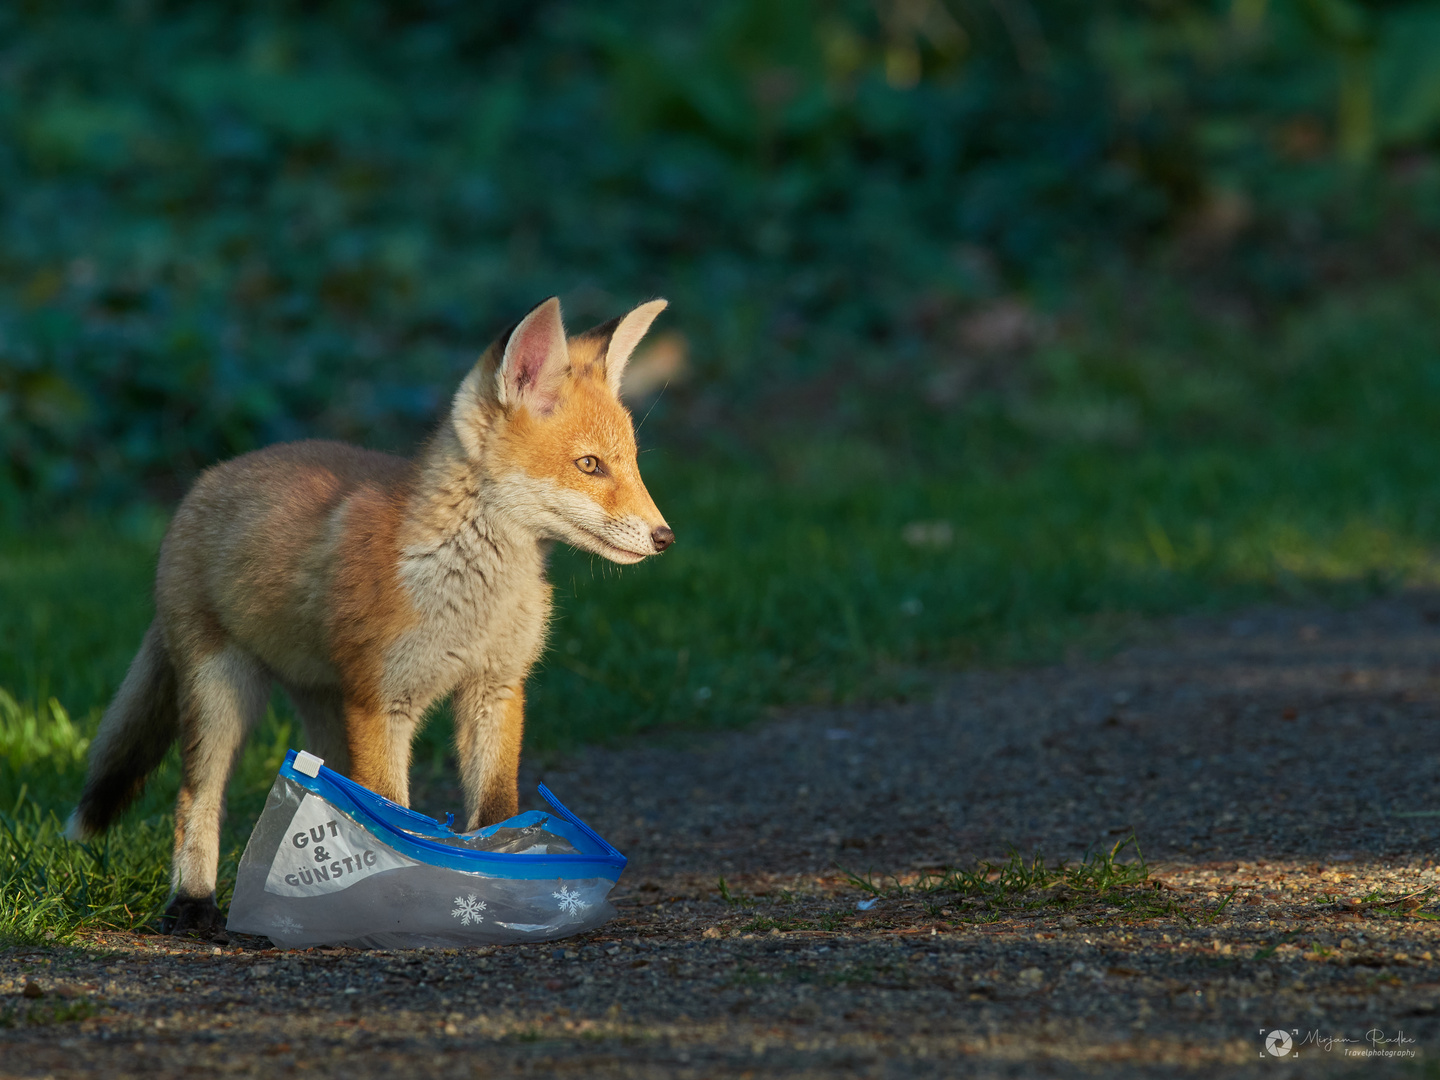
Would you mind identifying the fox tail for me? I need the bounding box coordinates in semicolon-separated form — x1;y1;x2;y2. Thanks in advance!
65;621;180;840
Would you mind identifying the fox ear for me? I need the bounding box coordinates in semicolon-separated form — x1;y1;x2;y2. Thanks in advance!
497;297;569;416
604;299;668;396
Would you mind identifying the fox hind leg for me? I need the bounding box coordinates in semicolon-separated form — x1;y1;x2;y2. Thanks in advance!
284;684;351;777
165;644;270;939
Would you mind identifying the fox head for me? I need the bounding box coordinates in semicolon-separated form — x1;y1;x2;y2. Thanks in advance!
450;297;673;564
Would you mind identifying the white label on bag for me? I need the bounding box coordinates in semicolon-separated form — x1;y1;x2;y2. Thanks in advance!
264;793;418;898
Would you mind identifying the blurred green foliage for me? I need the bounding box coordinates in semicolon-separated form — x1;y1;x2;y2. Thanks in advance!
3;0;1440;507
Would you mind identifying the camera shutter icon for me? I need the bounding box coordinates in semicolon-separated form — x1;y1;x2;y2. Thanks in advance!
1265;1030;1294;1057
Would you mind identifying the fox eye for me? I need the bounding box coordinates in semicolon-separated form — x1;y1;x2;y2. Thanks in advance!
576;456;600;475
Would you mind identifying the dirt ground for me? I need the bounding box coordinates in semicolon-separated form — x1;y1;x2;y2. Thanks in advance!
4;593;1440;1078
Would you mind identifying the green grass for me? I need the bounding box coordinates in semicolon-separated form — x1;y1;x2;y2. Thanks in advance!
0;996;102;1029
0;696;297;945
841;835;1176;923
727;836;1180;934
4;275;1440;939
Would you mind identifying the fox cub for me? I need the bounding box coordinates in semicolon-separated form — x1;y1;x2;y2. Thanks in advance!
67;297;674;936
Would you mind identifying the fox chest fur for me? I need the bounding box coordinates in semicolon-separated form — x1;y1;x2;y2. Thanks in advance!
385;511;553;714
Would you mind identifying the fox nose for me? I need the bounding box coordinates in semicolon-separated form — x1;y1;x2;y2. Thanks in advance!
651;525;674;552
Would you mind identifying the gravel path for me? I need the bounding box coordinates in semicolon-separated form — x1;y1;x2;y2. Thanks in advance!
4;593;1440;1077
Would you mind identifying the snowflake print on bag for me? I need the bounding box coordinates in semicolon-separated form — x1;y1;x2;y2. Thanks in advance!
451;893;487;925
553;885;589;917
269;914;304;933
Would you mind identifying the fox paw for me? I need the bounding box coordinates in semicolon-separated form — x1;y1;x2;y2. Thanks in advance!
161;896;228;943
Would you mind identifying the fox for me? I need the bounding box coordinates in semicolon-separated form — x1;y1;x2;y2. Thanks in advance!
65;296;674;938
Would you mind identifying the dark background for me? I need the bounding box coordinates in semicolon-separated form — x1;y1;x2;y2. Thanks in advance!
3;0;1437;508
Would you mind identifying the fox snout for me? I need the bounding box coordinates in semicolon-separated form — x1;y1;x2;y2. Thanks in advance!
632;519;674;556
582;507;671;564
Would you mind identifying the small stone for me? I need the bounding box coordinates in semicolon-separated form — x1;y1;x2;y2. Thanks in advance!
1018;967;1044;986
702;927;722;939
22;981;43;999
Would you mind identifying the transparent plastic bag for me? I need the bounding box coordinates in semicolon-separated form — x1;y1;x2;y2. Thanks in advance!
226;750;625;949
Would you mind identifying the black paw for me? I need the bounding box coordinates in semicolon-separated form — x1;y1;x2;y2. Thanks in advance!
160;895;229;943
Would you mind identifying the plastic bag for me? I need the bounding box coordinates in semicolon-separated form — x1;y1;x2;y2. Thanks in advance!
226;750;626;949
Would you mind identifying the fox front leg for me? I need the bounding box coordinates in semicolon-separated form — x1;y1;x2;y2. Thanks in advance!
452;680;524;830
344;694;418;808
